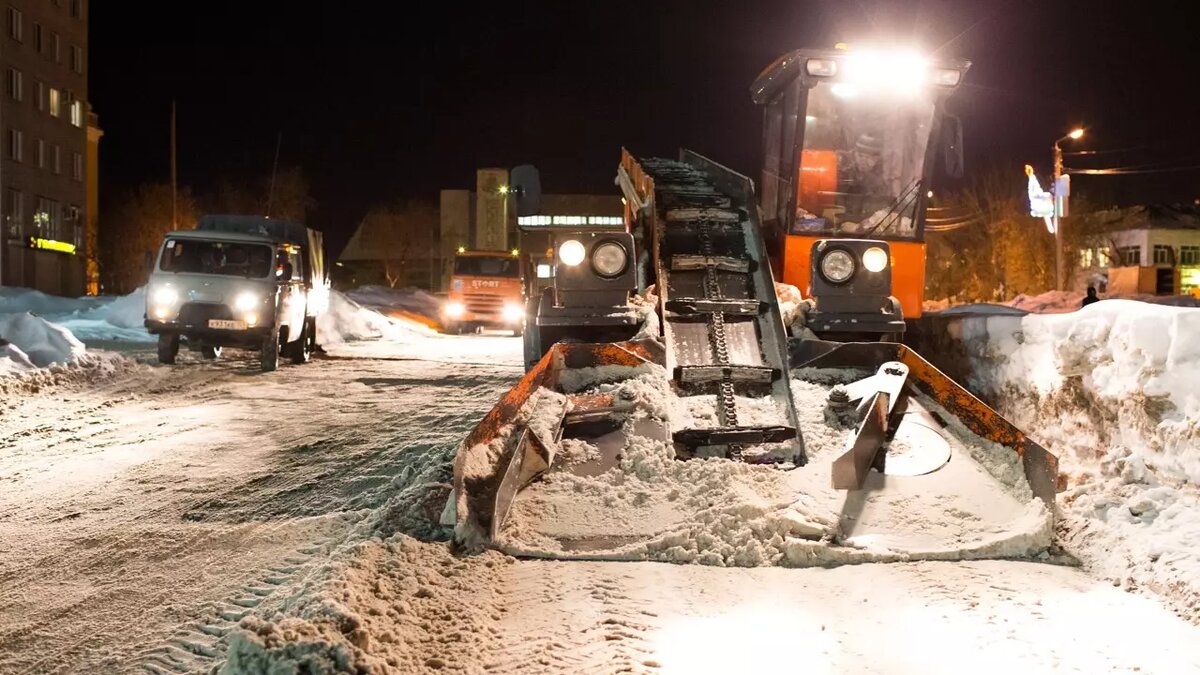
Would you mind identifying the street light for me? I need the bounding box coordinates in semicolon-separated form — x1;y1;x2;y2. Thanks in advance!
1053;127;1085;291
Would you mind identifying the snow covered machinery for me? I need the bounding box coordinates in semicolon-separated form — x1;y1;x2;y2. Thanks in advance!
448;48;1061;562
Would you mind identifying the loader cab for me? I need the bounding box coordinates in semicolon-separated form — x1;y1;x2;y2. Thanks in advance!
751;46;969;330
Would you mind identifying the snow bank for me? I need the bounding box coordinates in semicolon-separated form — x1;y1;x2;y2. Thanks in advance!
946;300;1200;621
0;286;152;342
0;307;134;394
344;285;441;321
926;290;1200;315
0;312;87;367
316;291;436;346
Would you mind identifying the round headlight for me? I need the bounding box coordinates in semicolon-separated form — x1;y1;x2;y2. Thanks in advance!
819;249;856;283
152;287;178;305
591;241;628;277
234;292;259;311
558;240;586;267
862;246;888;273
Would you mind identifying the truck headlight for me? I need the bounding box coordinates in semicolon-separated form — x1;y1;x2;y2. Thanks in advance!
152;287;178;305
502;302;523;322
591;241;628;277
819;249;856;283
862;247;888;273
234;291;260;311
444;301;465;318
558;240;586;267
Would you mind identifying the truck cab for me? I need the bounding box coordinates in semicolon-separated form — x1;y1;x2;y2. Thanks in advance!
144;215;328;372
442;250;524;334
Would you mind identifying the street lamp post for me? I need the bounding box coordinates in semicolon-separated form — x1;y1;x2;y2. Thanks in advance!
1053;128;1084;291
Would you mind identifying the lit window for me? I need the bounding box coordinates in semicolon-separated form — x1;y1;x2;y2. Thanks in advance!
1117;245;1141;266
5;188;23;237
70;100;83;127
49;88;60;117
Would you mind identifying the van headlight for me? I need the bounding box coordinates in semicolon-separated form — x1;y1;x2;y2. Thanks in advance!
591;241;628;277
819;249;856;283
152;287;178;305
234;292;260;311
558;240;586;267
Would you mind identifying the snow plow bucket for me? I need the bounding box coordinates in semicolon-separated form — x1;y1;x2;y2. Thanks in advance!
451;339;664;547
790;339;1060;506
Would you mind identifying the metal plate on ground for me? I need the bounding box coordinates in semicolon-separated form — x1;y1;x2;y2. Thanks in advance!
880;409;952;477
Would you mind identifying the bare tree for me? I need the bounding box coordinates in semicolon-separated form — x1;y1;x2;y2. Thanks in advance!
357;200;438;288
100;183;198;294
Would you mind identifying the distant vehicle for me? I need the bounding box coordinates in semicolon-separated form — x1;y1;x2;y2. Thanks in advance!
144;215;329;372
442;249;523;335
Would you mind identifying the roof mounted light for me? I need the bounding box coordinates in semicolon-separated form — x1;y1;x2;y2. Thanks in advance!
932;67;963;87
805;58;838;77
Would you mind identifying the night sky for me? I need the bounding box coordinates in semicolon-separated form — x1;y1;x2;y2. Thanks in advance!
91;1;1200;254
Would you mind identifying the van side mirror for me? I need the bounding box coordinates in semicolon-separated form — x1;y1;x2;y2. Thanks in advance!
277;261;294;282
944;115;964;179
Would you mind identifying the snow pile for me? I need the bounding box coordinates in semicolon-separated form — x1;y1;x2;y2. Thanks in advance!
0;340;37;377
954;300;1200;621
0;286;152;342
220;535;511;675
497;367;1051;567
926;290;1200;315
0;312;87;367
344;285;442;322
316;291;436;346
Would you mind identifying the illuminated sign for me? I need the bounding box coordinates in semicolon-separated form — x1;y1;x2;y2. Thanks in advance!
517;215;624;226
29;237;77;254
1024;165;1054;232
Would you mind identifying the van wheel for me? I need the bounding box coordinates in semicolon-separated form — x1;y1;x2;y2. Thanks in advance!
157;334;179;364
201;345;222;359
290;320;313;364
261;326;280;372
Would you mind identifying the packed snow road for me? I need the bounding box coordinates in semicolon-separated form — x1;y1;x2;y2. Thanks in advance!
0;334;522;674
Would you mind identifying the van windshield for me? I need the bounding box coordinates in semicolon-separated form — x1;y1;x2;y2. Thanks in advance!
453;256;519;277
159;239;274;278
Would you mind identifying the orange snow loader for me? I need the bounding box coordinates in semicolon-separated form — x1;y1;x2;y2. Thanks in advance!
446;47;1061;561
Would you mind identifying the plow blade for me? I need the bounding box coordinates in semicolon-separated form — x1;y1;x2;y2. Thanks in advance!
791;339;1060;505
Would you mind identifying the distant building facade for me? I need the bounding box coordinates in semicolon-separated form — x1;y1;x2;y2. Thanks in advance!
1074;204;1200;296
1;0;92;296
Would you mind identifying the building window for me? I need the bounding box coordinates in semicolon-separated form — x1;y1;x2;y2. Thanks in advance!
72;152;83;181
36;139;45;168
35;81;45;111
70;45;83;73
5;188;23;237
7;7;21;42
6;68;21;101
53;32;60;63
1117;245;1142;266
34;197;60;240
52;144;61;174
33;21;42;52
70;100;83;127
7;128;23;162
1182;246;1200;266
49;87;60;117
1153;245;1174;266
70;0;81;19
66;205;82;247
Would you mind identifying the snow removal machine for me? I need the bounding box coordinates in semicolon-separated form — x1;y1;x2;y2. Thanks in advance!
448;46;1061;563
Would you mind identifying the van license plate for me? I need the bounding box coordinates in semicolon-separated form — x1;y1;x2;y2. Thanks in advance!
208;319;246;330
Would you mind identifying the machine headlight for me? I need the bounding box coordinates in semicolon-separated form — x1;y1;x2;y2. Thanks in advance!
152;287;178;305
932;67;963;87
502;303;523;323
444;301;465;318
819;249;856;283
558;239;586;267
862;247;889;273
805;58;837;77
591;241;628;277
234;292;260;311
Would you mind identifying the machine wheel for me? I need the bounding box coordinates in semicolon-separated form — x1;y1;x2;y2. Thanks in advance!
290;319;313;364
157;334;179;365
201;345;222;360
261;326;280;372
443;321;460;335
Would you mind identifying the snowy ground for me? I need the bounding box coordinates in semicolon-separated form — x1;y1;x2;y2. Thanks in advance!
4;287;1200;673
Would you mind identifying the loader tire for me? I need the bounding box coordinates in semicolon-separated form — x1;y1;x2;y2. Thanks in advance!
201;345;222;359
157;334;179;365
290;319;313;364
261;326;280;372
